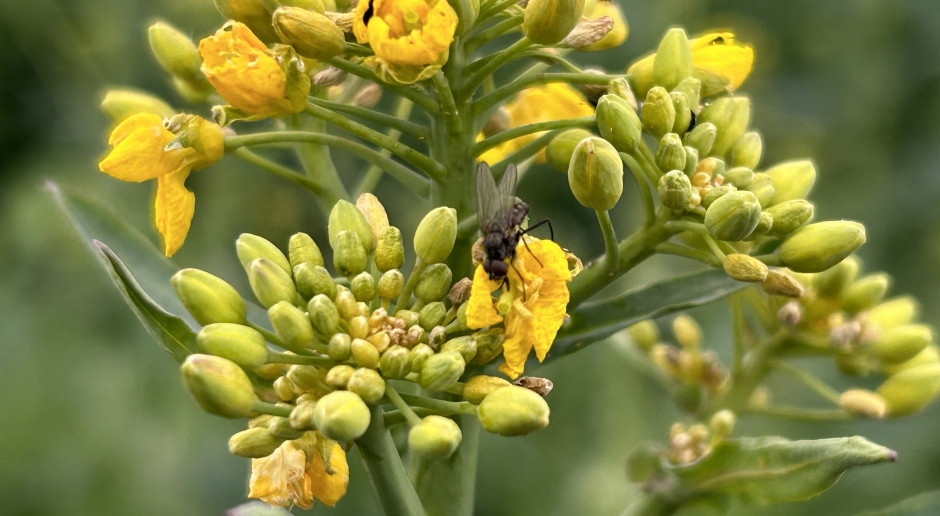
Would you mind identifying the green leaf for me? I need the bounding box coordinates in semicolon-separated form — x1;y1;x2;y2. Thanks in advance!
858;490;940;516
674;436;897;504
95;242;198;363
547;269;745;360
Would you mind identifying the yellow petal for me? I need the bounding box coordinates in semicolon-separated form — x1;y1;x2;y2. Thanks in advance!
466;265;504;329
98;113;182;182
307;442;349;507
691;34;754;91
154;168;195;257
249;440;313;510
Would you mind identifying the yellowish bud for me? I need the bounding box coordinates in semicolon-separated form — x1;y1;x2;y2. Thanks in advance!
872;325;933;364
596;94;642;153
408;415;463;460
308;294;340;336
877;364;940;417
547;129;594;173
328;200;373;253
628;320;659;351
419;351;465;392
172;268;247;325
704;190;762;241
723;165;754;189
470;329;505;364
697;96;750;157
211;0;279;42
672;315;701;350
657;170;692;211
347;368;386;404
709;409;736;441
867;297;919;331
409;343;435;372
148;21;203;81
656;133;687;172
355;193;390;248
723;254;768;282
228;427;286;458
294;263;336;301
761;270;805;298
522;0;585;45
568;136;624;211
413;207;458;264
325;364;355;389
272;7;345;60
100;89;174;122
333;231;368;277
779;221;866;273
350;272;376;303
198;323;269;368
653;27;692;91
730;131;762;169
478;386;550;436
375;226;405;272
313;390;371;441
765;200;815;236
813;256;860;298
181;354;255;418
641;86;676;139
764;160;817;206
415;263;453;303
237;233;291;275
247;258;300;308
839;389;887;419
268;301;315;354
670;92;692;134
350;338;380;368
379;345;411;379
288;232;324;269
463;375;512;404
843;273;891;314
607;77;638;110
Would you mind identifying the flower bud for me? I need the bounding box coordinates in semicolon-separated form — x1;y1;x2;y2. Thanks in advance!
651;27;692;91
628;320;659;351
287;364;322;391
595;94;642;153
812;256;859;298
211;0;278;42
746;172;775;208
460;375;510;405
354;83;383;108
348;315;369;340
379;345;411;379
698;96;750;157
355;193;390;248
368;330;391;354
765;160;816;206
478;386;550;436
839;389;887;419
730;131;762;169
441;336;477;363
267;301;315;354
704;190;762;241
349;272;376;303
755;209;773;235
415;263;454;303
657;170;692;211
641;86;676;139
373;270;404;303
522;0;585;45
418;302;447;332
197;323;269;368
867;297;919;331
396;309;420;329
351;338;380;368
228;427;285;458
375;226;405;272
267;415;305;440
333;230;368;277
873;325;933;364
683;123;717;159
100;89;174;122
248;258;300;308
408;415;462;460
419;351;465;392
293;263;337;300
308;294;340;336
723;165;754;189
765;199;814;236
274;376;299;402
761;270;805;298
272;7;345;60
288;398;318;430
325;364;355;388
682;146;699;176
313;390;371;441
709;409;736;441
670;92;693;134
547;129;594;173
414;207;458;264
779;221;866;273
673;76;701;109
843;273;891;314
877;364;940;417
700;184;735;209
672;315;701;350
722;254;768;283
237;233;291;275
172;268;247;325
148;21;203;81
655;133;687;172
568;136;624;211
181;354;255;418
313;66;347;88
289;232;324;269
347;367;386;404
409;343;435;371
470;329;504;364
607;77;638;110
328;200;373;253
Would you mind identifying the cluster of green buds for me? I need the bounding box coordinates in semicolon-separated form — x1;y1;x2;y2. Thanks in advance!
663;410;736;465
171;195;553;464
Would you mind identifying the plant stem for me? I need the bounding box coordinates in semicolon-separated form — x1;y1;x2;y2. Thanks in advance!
230;148;321;194
357;405;427;516
458;37;532;103
596;209;619;274
266;350;333;368
654;242;722;267
396;258;427;312
770;360;843;405
621;152;656;227
288;116;349;215
474;72;620;116
325;57;438;113
744;404;852;422
471;116;595;155
386;384;422;426
308;97;429;139
251;400;292;417
398;393;477;416
355;98;415;197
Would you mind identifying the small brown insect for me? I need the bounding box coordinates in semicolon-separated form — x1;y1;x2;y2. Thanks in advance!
513;376;554;397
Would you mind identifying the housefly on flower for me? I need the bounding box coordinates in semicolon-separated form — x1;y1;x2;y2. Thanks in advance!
476;163;552;290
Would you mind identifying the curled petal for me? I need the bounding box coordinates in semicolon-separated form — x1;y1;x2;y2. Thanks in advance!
99;113;182;182
307;442;349;507
154;168;195;257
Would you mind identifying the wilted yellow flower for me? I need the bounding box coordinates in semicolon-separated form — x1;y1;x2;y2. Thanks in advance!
98;112;223;256
466;239;572;379
479;83;594;165
582;0;628;51
353;0;458;83
199;21;310;117
249;437;349;509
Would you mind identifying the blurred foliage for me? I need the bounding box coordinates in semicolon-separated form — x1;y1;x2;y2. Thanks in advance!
3;0;940;514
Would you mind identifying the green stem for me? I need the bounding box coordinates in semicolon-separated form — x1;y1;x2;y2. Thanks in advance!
356;405;427;516
355;99;415;197
386;384;422;425
595;209;619;274
457;214;480;239
637;142;663;178
730;293;747;381
704;330;788;416
744;404;852;422
620;152;656;227
398;393;477;416
654;242;721;267
308;97;428;139
702;235;727;262
471;116;595;155
490;129;564;176
411;415;480;516
458;38;533;103
230;148;322;194
247;321;286;348
432;71;462;136
251;400;292;417
474;72;620;116
770;360;843;405
663;220;709;235
396;258;427;312
288;116;349;214
266;350;333;368
325;57;438;113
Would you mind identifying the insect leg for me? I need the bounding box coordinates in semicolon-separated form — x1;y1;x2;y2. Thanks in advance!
522;218;554;241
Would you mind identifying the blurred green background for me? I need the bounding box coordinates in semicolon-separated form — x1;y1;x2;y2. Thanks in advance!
3;0;940;514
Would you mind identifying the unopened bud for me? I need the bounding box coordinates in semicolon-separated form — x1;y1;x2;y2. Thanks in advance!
294;263;336;300
100;89;174;122
657;170;692;211
148;21;202;81
652;27;692;91
197;323;269;368
463;375;512;404
673;77;701;111
656;133;687;172
471;329;504;364
237;233;291;275
419;351;465;391
409;343;435;371
355;193;389;247
723;165;754;189
351;338;380;368
877;364;940;417
353;82;383;108
408;415;462;460
704;190;762;241
628;320;659;351
838;389;887;419
730;131;762;169
374;226;405;272
672;315;701;350
448;278;474;307
272;7;345;60
746;172;775;208
843;273;891;314
779;221;866;273
765;200;814;236
333;230;368;277
396;309;420;329
228;427;285;458
562;15;613;49
642;86;676;139
762;270;805;298
289;232;324;269
181;354;255;418
313;66;347;88
607;77;638;110
701;184;735;209
478;386;550;436
414;207;458;264
709;409;736;441
248;258;300;308
698;96;750;157
777;301;802;327
415;263;453;303
172;268;247;325
349;272;376;303
268;415;305;440
287;364;323;391
873;325;933;364
308;294;340;335
441;336;477;363
274;376;299;402
595;94;642;153
568;136;624;211
867;297;919;331
377;269;405;301
756;211;776;236
418;302;447;331
813;256;860;298
328;200;373;253
547;129;594;173
522;0;585;45
684;122;716;157
723;254;768;282
268;301;315;354
683;146;699;176
379;345;411;379
765;160;816;206
288;398;318;430
313;390;371;441
347;367;386;404
325;364;355;388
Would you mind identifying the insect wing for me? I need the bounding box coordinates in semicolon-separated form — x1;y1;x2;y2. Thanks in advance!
496;163;519;215
476;162;502;230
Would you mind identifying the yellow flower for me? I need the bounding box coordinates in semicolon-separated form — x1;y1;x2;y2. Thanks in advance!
466;239;572;379
199;21;310;117
98;112;223;257
249;437;349;509
353;0;458;84
627;31;754;97
478;83;594;165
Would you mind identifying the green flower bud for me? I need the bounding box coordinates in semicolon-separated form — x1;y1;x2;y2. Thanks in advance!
709;409;736;441
148;21;202;81
228;427;285;458
843;273;891;314
293;263;336;301
326;334;351;363
684;122;717;157
333;230;368;277
698;96;750;157
867;297;919;331
288;398;318;430
672;315;701;350
751;211;773;237
334;289;359;320
347;367;386;404
268;301;315;354
419;351;465;392
478;385;550;436
267;415;305;440
779;221;866;273
172;268;247;325
722;254;768;283
522;0;585;45
237;234;291;275
765;199;815;236
460;375;511;405
308;294;340;336
642;86;676;139
884;345;940;376
652;28;692;91
212;0;278;42
328;200;373;253
441;336;477;363
746;172;775;208
700;184;735;209
272;7;345;60
596;94;642;153
409;343;435;372
348;315;369;340
325;364;355;389
356;193;391;248
673;77;701;111
288;232;324;269
274;376;299;402
812;256;860;298
414;207;458;264
351;338;380;368
286;364;323;391
656;133;687;172
379;345;411;379
873;325;933;364
683;146;699;176
197;323;269;368
547;128;594;173
396;309;420;329
838;389;887;419
761;269;805;298
723;166;754;189
765;160;816;206
628;320;659;351
877;364;940;417
313;390;371;441
704;190;762;241
375;226;405;272
100;88;174;122
466;329;501;364
418;302;448;332
408;415;462;460
730;131;762;169
670;92;693;134
350;272;376;303
415;263;453;303
181;354;255;418
247;258;300;309
377;269;405;301
568;136;624;211
657;170;692;211
607;77;638;110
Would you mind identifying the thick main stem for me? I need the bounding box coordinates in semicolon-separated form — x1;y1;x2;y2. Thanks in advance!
357;405;427;516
